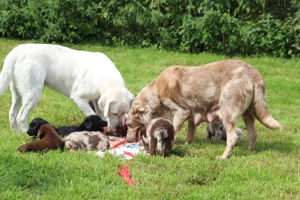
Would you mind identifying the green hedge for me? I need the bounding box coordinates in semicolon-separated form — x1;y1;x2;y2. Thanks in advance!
0;0;299;58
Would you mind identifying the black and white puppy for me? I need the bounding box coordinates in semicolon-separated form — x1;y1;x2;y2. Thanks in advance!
27;115;107;137
206;119;242;142
64;131;110;152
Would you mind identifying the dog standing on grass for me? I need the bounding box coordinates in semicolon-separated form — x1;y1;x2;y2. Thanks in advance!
17;124;64;153
0;44;134;133
126;59;281;160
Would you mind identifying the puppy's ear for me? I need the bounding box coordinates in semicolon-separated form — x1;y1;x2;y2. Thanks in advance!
84;118;93;130
99;94;110;117
37;130;45;139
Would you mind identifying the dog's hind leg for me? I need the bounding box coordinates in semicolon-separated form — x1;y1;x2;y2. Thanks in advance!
9;82;21;131
242;109;257;151
17;88;43;132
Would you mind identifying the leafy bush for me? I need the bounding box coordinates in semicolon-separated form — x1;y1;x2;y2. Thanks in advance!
0;0;299;58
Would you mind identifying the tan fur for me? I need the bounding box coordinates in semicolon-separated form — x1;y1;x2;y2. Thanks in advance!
126;59;281;159
17;124;63;153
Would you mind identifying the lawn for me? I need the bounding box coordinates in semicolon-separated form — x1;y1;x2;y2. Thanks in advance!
0;38;299;200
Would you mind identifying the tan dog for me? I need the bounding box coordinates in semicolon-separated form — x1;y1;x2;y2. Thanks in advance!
206;119;242;142
17;124;64;153
126;59;281;160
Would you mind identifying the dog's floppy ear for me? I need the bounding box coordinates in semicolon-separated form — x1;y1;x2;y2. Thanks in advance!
134;105;146;118
99;94;110;117
37;130;45;139
84;117;93;130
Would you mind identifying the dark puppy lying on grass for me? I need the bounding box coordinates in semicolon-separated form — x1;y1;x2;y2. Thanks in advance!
27;115;107;137
18;124;64;153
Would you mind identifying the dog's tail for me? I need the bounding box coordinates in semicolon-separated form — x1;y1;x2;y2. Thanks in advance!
252;72;282;130
0;46;19;95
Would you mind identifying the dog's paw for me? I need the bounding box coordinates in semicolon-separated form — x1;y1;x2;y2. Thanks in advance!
216;155;228;160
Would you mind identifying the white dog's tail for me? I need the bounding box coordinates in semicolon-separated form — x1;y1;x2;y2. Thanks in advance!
0;46;19;95
252;73;282;130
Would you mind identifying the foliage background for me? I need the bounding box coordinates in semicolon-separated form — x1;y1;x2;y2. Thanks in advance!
0;0;299;58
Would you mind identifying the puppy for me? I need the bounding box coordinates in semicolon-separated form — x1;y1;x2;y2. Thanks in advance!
206;119;242;142
64;131;110;152
17;124;64;153
147;118;174;157
133;118;174;157
0;44;134;132
126;59;281;159
27;115;107;137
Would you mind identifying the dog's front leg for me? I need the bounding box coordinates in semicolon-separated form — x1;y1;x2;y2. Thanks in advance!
172;109;190;142
71;96;96;116
185;119;197;144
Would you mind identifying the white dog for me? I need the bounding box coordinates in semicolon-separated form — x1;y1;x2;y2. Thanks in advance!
0;44;134;132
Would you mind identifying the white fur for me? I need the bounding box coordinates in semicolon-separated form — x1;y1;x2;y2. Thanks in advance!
0;44;134;132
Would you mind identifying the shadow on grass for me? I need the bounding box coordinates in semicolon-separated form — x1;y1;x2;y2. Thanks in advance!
171;133;299;158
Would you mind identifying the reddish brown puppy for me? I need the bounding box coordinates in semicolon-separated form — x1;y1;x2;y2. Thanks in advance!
18;124;64;153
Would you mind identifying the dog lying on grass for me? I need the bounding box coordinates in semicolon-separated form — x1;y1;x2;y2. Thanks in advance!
18;124;64;153
129;118;175;157
64;131;110;152
206;119;242;142
27;115;107;137
126;59;281;159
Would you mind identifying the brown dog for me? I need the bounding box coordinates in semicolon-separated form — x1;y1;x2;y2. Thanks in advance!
17;124;64;153
126;59;281;160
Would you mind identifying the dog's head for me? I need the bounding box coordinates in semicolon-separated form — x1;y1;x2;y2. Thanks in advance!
37;124;59;139
76;115;107;132
126;90;160;142
64;139;77;152
99;88;135;131
27;118;50;137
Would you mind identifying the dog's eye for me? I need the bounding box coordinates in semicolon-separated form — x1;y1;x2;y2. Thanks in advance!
112;113;118;116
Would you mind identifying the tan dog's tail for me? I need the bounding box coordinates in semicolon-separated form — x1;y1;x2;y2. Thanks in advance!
252;74;281;130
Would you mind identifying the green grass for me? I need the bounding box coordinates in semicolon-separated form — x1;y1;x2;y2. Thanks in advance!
0;38;299;199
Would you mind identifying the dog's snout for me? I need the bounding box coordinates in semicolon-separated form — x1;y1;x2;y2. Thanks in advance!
116;125;123;130
102;120;108;126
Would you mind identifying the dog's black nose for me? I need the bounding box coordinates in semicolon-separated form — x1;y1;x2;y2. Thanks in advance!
116;125;123;130
102;121;108;126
